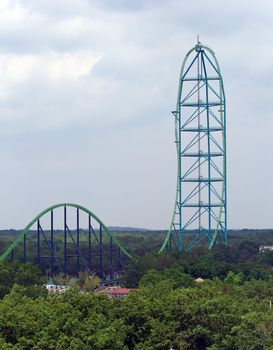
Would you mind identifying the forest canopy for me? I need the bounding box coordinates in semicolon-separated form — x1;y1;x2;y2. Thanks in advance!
0;230;273;349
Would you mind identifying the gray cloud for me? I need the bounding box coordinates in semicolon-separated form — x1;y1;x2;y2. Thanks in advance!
0;0;272;230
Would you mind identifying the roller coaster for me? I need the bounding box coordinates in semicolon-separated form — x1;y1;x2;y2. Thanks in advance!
0;203;133;279
0;40;227;279
159;40;227;253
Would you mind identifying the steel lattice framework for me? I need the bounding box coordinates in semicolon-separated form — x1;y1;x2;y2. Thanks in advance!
160;41;227;253
0;203;134;279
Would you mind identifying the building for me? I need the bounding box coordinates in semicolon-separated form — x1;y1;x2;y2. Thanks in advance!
96;285;134;298
105;288;133;298
259;245;273;253
195;277;205;283
44;283;70;293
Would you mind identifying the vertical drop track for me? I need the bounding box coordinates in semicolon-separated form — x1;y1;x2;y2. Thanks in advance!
160;41;227;253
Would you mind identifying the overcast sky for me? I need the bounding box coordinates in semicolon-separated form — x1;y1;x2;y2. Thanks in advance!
0;0;273;229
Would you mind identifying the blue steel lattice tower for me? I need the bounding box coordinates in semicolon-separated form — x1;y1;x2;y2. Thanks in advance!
160;41;227;253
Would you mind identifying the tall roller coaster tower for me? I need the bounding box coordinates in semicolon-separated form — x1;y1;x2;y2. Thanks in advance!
160;40;227;253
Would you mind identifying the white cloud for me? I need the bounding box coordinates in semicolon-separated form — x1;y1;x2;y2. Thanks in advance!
47;51;103;80
0;0;28;22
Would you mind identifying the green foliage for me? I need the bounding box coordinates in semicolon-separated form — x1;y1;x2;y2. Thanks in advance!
78;271;100;291
224;271;244;285
0;262;46;299
139;265;195;290
0;264;273;348
1;230;273;348
53;271;100;292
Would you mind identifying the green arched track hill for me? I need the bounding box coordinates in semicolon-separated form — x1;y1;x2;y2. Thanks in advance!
0;203;135;262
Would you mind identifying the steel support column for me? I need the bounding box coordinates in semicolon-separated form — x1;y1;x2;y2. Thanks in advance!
37;219;40;268
99;224;103;279
64;205;67;274
110;236;113;280
76;208;80;276
88;215;92;270
50;210;54;276
23;233;26;263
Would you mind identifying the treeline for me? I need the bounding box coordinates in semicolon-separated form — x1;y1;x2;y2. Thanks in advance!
124;241;273;287
1;229;273;275
0;264;273;348
1;232;273;348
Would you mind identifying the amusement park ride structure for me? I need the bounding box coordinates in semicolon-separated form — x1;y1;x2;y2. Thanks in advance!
160;39;227;253
0;203;133;279
0;40;227;278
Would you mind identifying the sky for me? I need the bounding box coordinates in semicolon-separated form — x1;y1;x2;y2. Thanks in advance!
0;0;273;229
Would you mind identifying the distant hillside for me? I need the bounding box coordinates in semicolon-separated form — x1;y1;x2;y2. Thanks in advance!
108;226;150;232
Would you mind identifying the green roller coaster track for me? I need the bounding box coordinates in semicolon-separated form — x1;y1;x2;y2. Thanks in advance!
159;42;227;253
0;203;134;263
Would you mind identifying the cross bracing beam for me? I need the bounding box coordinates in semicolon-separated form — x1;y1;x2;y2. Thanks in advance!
0;203;134;279
159;41;227;253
